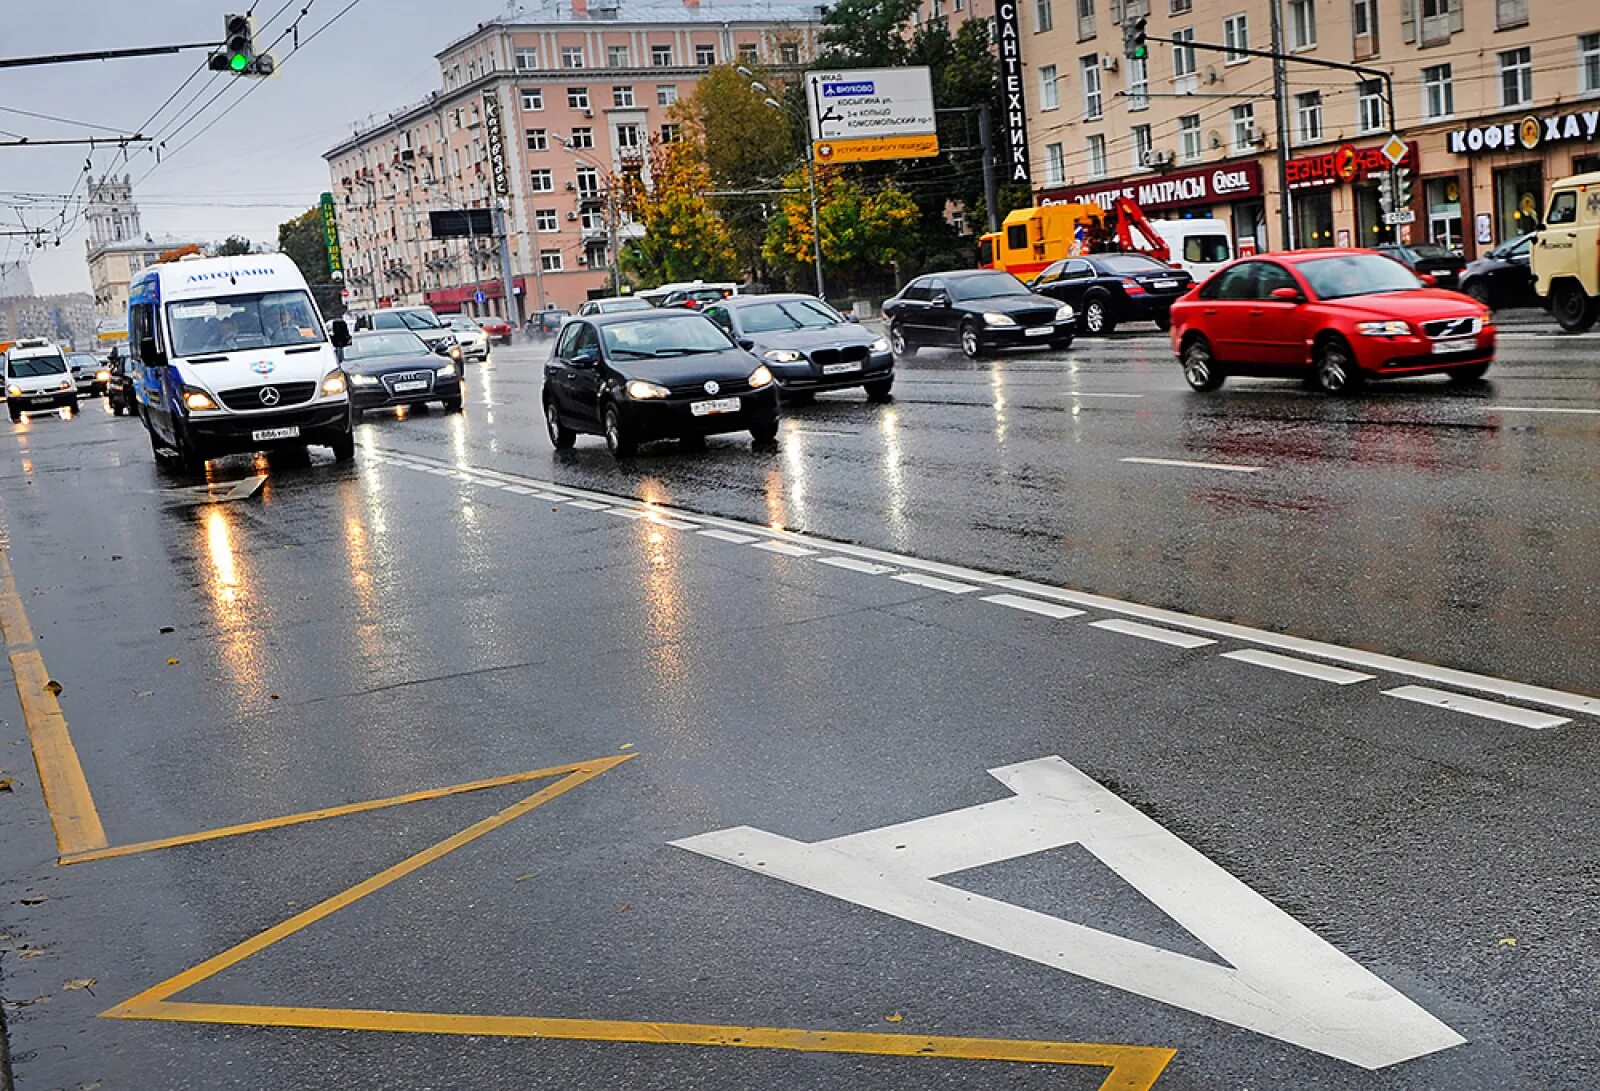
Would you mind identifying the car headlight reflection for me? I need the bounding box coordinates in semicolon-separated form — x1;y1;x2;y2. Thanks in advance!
984;312;1017;327
1356;320;1411;337
748;365;774;389
183;389;219;411
95;369;111;382
763;349;803;363
869;337;890;353
6;385;22;398
349;373;379;386
321;371;348;396
436;362;457;378
627;379;670;399
1055;304;1075;322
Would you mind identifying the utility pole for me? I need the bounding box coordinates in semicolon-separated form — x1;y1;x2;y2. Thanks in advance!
978;104;1001;234
493;205;521;327
805;151;825;300
1268;0;1294;249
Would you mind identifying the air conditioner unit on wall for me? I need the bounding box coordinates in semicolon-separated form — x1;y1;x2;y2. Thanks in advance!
1101;55;1119;72
567;210;579;221
1245;123;1266;147
1141;148;1175;168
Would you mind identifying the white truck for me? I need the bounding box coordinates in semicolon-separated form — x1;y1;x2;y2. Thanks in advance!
1531;171;1600;332
1149;219;1234;283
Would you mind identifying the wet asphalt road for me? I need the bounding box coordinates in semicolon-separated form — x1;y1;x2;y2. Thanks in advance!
0;326;1596;1090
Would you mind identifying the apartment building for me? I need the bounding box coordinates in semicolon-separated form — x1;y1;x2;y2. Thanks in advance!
82;176;205;323
324;0;820;320
1018;0;1600;257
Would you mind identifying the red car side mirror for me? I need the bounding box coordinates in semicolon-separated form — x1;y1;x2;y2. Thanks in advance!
1418;273;1438;287
1269;287;1302;302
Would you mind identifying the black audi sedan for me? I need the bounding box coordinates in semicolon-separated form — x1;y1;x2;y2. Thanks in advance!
341;330;463;415
702;293;893;403
882;270;1075;359
1027;253;1193;335
543;310;779;457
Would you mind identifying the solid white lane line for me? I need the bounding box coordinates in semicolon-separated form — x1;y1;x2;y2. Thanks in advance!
1222;649;1374;686
698;529;757;544
981;593;1086;620
566;499;610;511
1382;686;1570;731
1488;406;1600;416
1121;457;1261;474
893;572;979;594
815;556;897;576
1091;618;1216;649
751;540;816;557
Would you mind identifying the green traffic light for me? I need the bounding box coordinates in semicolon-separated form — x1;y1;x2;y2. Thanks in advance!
230;52;249;71
1132;44;1147;59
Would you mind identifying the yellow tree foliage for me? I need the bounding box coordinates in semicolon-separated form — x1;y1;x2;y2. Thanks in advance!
762;166;920;282
621;138;739;287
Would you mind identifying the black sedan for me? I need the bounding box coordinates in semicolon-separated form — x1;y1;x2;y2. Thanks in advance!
1459;233;1536;309
341;331;463;415
1375;242;1467;292
543;310;778;457
882;270;1075;360
106;352;136;416
702;293;893;403
66;352;109;397
1028;253;1193;335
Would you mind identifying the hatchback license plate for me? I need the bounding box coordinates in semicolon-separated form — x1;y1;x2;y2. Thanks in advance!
691;397;741;416
821;361;861;375
393;380;428;392
1432;337;1476;355
1025;326;1052;337
252;426;301;441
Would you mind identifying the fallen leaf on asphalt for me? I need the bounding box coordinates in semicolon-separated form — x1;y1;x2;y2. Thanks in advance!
620;903;632;912
136;691;152;698
63;978;95;993
269;694;280;701
0;778;13;792
513;873;536;883
884;1013;903;1023
18;949;48;959
158;626;175;634
43;679;62;696
166;658;179;666
19;895;49;906
618;742;635;750
1498;937;1517;947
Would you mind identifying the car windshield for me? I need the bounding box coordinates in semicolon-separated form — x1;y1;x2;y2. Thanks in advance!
601;315;733;358
445;317;478;330
1298;254;1423;300
167;291;326;357
1182;236;1231;264
8;355;67;377
344;332;426;359
1097;254;1171;274
600;299;652;313
950;273;1031;301
738;299;843;333
67;354;99;369
373;309;442;331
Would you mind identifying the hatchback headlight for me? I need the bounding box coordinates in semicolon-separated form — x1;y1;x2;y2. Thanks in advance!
870;337;890;353
763;349;803;363
983;312;1017;327
349;373;379;386
183;389;218;412
6;384;21;398
436;362;457;378
57;380;73;391
627;379;670;399
748;365;774;389
321;372;348;396
1356;320;1411;337
1055;304;1075;322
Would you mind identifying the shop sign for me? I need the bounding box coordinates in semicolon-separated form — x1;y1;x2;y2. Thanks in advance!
1447;109;1600;155
1038;159;1263;212
1286;141;1417;189
994;2;1031;185
481;90;509;197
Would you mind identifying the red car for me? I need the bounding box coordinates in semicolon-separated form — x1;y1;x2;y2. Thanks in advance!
476;315;513;344
1169;248;1494;394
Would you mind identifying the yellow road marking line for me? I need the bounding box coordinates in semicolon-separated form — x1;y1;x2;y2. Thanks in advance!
60;760;608;866
101;748;1172;1087
0;550;107;855
110;1002;1176;1088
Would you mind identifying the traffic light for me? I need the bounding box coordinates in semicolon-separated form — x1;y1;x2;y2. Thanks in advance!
1393;165;1412;207
1378;174;1395;215
209;14;274;76
1124;16;1148;61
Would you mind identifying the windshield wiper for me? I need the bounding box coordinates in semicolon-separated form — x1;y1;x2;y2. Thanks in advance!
650;348;702;356
609;348;654;359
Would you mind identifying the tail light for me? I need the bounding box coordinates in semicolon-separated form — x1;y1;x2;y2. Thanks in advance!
1122;278;1147;296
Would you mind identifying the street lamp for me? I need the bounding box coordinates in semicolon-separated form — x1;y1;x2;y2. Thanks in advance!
554;133;622;296
739;66;825;300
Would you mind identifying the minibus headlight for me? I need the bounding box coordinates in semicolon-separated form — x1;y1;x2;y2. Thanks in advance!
183;389;218;412
321;372;348;396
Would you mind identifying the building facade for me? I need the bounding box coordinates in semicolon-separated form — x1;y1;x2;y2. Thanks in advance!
83;176;203;323
1017;0;1600;257
324;0;820;320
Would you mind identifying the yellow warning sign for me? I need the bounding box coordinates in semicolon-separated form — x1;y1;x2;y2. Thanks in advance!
813;134;940;164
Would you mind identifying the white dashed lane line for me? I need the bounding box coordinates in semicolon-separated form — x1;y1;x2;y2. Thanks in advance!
751;540;816;558
566;499;610;511
1222;649;1375;686
815;556;897;576
698;529;758;544
1091;618;1217;649
1383;685;1571;731
981;593;1086;620
1120;457;1261;474
892;572;980;594
1487;406;1600;416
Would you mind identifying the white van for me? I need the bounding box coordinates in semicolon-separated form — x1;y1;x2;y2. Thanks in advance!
1150;219;1233;282
128;253;354;473
4;339;79;422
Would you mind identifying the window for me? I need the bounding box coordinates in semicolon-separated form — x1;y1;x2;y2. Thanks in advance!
1420;0;1453;44
541;250;564;273
1045;143;1065;185
696;44;716;65
1294;91;1322;143
1499;47;1532;108
515;48;540;70
1169;0;1191;12
1081;55;1102;119
1287;0;1316;48
562;46;584;68
1039;64;1059;110
1422;63;1453;119
1230;103;1255;151
608;45;631;68
1179;114;1201;162
738;43;759;64
1356;80;1384;133
613;85;634;107
526;128;548;151
616;124;643;150
933;0;946;18
570;127;594;149
581;208;605;232
1128;55;1148;109
1076;0;1095;38
1584;33;1600;96
1087;134;1107;178
1547;191;1578;226
535;209;559;232
1223;13;1248;63
530;169;554;192
1173;27;1197;79
1035;0;1053;33
661;122;682;142
576;165;600;197
568;87;590;109
1495;0;1527;28
521;89;543;111
1352;0;1375;37
657;84;678;106
652;45;673;66
1132;124;1153;169
780;42;801;64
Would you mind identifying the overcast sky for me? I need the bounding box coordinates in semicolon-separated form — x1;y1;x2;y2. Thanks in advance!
2;0;507;295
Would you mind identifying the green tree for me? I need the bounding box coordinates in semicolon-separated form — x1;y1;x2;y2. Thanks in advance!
816;0;920;67
621;139;740;286
277;208;343;316
763;167;920;296
212;235;253;257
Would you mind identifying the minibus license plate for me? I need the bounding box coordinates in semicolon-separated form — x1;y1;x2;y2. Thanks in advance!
252;426;301;441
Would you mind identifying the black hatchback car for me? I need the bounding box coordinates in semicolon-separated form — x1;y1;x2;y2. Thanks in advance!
1375;242;1467;292
1459;233;1536;308
1028;253;1194;335
341;330;463;415
703;293;894;403
543;310;779;457
882;270;1075;360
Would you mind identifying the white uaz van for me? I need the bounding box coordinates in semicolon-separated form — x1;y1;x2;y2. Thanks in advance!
128;253;354;473
5;339;79;422
1150;219;1234;283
